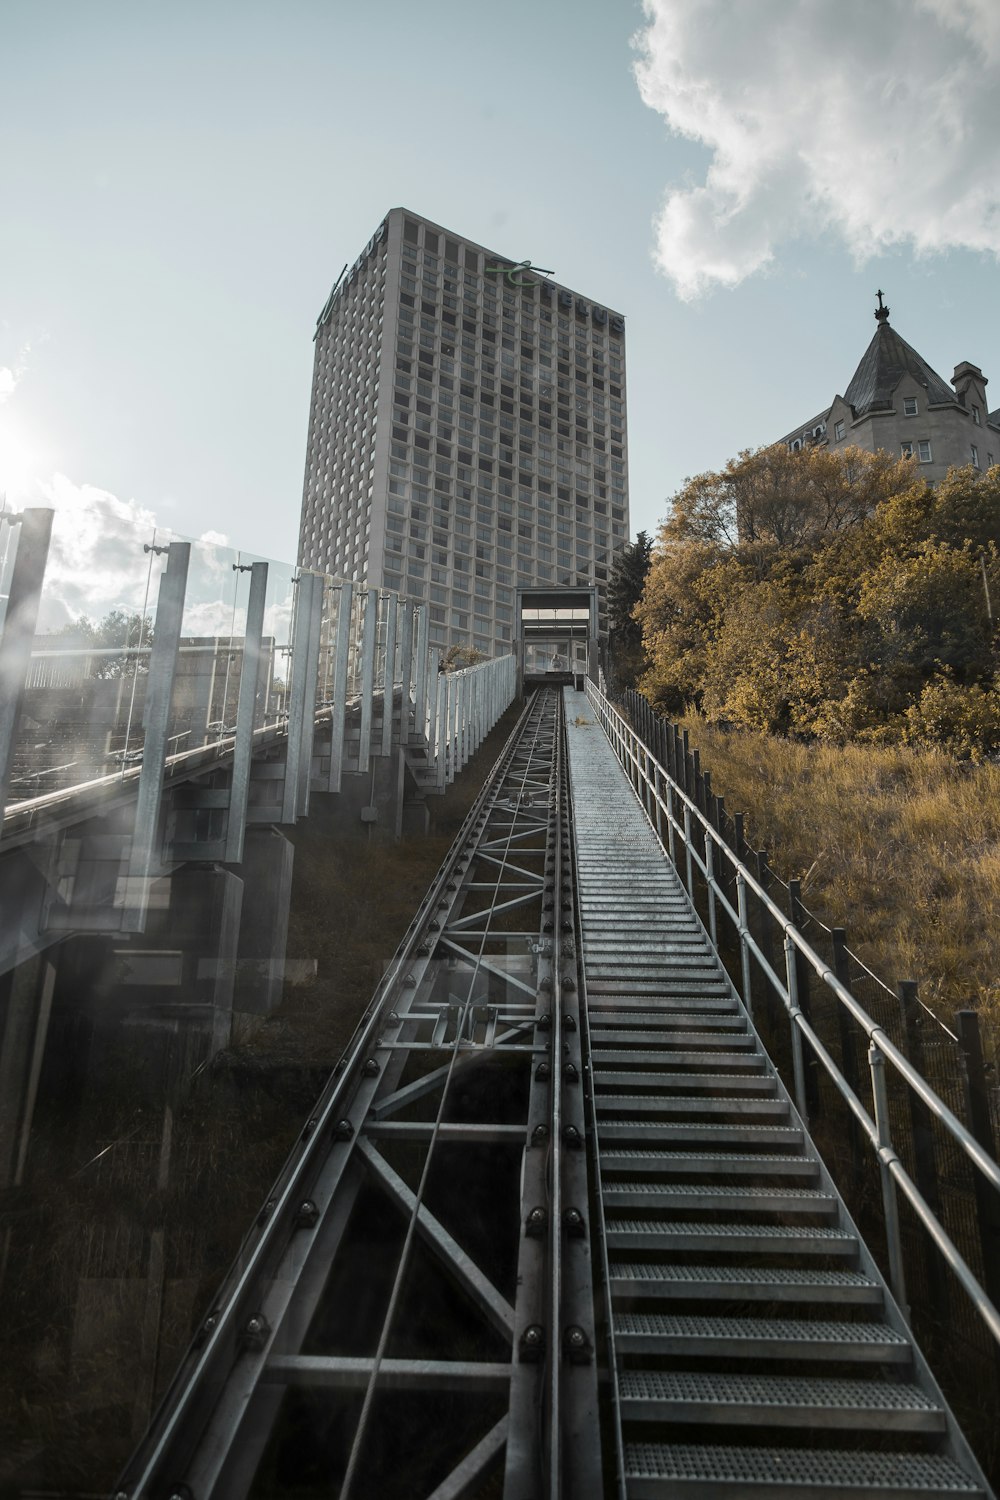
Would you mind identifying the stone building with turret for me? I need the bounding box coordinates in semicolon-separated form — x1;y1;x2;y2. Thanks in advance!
779;294;1000;481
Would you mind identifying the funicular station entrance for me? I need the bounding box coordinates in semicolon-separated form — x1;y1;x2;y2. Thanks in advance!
515;586;599;693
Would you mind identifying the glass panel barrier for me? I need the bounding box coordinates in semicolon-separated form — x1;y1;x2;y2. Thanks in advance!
7;505;162;807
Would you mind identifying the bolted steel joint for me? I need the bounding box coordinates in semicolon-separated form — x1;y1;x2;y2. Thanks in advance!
241;1313;271;1352
334;1119;355;1140
563;1325;593;1365
534;1059;552;1082
562;1124;583;1150
525;1205;548;1238
363;1057;381;1077
564;1062;580;1085
531;1123;550;1147
294;1199;320;1228
563;1206;586;1238
519;1324;545;1363
194;1311;220;1348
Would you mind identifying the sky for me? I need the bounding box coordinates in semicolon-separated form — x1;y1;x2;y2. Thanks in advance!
2;0;999;587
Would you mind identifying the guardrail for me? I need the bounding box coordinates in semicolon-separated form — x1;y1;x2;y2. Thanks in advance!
0;509;516;920
585;677;1000;1361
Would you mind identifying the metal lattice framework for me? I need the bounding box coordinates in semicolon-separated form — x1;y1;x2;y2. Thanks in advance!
115;689;599;1499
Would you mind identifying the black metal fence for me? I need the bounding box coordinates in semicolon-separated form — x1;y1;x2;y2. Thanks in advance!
616;684;1000;1475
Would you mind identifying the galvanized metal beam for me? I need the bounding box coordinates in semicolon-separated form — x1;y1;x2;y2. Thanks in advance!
122;540;190;931
0;508;54;825
224;559;268;864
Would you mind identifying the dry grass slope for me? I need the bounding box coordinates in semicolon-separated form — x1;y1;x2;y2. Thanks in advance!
679;714;1000;1038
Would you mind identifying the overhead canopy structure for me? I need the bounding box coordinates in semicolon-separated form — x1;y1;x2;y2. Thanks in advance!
515;585;599;688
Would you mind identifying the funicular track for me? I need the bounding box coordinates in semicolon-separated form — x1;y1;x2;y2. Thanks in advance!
117;685;992;1500
116;687;598;1500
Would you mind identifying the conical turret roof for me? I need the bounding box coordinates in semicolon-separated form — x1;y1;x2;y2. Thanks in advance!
843;301;955;417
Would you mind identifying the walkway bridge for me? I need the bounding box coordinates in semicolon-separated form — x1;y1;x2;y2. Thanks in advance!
109;685;999;1500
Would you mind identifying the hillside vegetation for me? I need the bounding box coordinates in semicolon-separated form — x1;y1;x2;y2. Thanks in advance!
677;714;1000;1034
636;445;1000;759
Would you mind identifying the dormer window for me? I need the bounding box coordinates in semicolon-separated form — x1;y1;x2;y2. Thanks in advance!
972;404;981;425
903;397;918;417
834;420;845;441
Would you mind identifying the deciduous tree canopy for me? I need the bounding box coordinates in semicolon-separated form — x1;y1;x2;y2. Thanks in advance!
637;445;1000;758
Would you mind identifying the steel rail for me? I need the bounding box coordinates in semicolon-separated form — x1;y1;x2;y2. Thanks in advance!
340;691;559;1500
565;723;627;1500
115;694;534;1497
586;678;1000;1354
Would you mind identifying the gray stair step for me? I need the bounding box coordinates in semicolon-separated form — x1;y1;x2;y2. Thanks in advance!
601;1150;817;1179
597;1072;775;1094
619;1370;945;1432
600;1122;806;1148
603;1184;836;1216
615;1313;910;1362
588;998;739;1015
591;1032;755;1049
590;1013;750;1031
597;1095;789;1118
594;1050;764;1069
588;981;733;997
623;1443;982;1497
609;1265;882;1305
606;1221;857;1257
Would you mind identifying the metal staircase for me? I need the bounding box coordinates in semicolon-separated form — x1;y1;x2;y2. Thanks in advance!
564;690;989;1499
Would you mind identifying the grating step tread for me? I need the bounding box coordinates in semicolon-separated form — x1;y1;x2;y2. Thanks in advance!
616;1312;907;1348
610;1264;880;1299
602;1151;816;1175
620;1370;944;1427
604;1184;835;1212
623;1443;982;1495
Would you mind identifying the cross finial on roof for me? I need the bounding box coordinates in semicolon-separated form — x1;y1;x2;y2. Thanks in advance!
875;289;890;324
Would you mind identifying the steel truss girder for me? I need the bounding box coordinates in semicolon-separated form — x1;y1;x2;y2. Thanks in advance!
116;689;601;1500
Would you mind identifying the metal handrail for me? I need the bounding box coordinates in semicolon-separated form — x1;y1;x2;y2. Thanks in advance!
585;678;1000;1347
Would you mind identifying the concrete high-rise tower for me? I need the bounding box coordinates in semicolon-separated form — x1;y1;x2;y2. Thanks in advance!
298;208;629;660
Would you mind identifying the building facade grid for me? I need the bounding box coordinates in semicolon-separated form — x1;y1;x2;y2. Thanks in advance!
298;208;629;659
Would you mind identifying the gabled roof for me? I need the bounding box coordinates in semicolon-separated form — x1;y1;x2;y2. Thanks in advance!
843;314;956;418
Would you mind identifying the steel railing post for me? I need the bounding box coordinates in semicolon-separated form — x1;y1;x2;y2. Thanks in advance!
705;832;718;947
0;508;54;824
123;540;191;930
225;558;269;863
869;1039;909;1316
737;872;753;1018
784;931;809;1126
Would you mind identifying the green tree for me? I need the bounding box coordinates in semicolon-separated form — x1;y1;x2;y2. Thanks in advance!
636;446;999;756
606;530;652;690
52;610;154;678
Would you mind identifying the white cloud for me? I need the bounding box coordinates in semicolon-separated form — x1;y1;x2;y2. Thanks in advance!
633;0;1000;299
0;368;16;405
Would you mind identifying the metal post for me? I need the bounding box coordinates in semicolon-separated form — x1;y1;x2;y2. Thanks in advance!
123;541;191;931
664;779;677;867
225;559;268;863
398;602;414;743
0;508;54;824
756;851;777;1025
831;928;863;1181
705;832;717;947
784;932;809;1126
326;582;354;794
380;595;398;759
737;873;753;1018
898;980;946;1315
869;1040;909;1315
788;879;820;1117
357;589;378;772
682;804;694;896
956;1010;1000;1320
413;606;429;742
281;571;323;824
